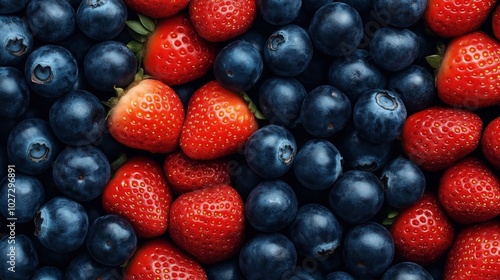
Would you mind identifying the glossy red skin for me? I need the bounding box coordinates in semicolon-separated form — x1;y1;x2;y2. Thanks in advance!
401;106;483;172
492;4;500;40
424;0;496;38
123;0;189;19
436;31;500;109
143;13;218;86
482;116;500;170
102;156;173;238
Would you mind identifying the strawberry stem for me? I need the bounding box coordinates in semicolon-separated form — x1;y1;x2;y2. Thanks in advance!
241;92;266;120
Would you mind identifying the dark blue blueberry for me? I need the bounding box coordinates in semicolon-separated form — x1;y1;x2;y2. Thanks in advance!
0;0;29;14
387;64;436;114
287;203;343;260
0;234;39;280
32;266;64;280
329;170;384;224
34;196;89;253
244;124;297;179
1;101;44;144
258;76;307;127
380;156;426;209
76;0;128;41
214;40;263;92
369;26;419;71
0;16;33;66
293;139;343;190
245;180;298;232
337;0;373;14
299;85;351;138
325;271;356;280
353;89;407;144
204;257;246;280
263;24;313;77
26;0;76;42
382;261;433;280
342;222;395;279
0;173;44;223
327;49;387;104
7;118;61;175
239;233;297;280
234;28;266;54
52;145;111;202
86;214;137;266
65;252;121;280
24;45;79;98
230;158;264;201
308;2;363;57
49;90;107;146
373;0;427;28
58;29;99;65
288;267;324;280
257;0;302;25
83;40;137;92
0;67;30;119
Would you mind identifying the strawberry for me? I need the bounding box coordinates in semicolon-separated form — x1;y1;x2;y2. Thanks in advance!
443;220;500;280
494;4;500;41
163;150;232;194
101;156;173;238
179;80;261;160
123;238;208;280
401;106;483;172
482;116;500;170
438;156;500;224
189;0;257;42
430;31;500;109
390;192;455;266
106;71;185;154
123;0;189;19
168;184;245;264
424;0;496;38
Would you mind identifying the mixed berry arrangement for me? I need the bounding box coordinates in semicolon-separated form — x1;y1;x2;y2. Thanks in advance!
1;0;500;279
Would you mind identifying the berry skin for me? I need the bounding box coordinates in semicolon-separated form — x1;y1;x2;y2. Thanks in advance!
481;116;500;170
493;4;500;41
124;0;189;19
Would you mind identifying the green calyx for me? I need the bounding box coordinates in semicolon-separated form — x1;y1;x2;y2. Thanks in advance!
241;91;266;120
102;68;152;109
382;210;399;226
425;41;446;70
126;14;156;62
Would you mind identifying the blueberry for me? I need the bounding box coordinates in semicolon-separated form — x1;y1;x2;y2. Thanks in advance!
24;45;79;98
257;0;302;25
337;0;373;14
204;257;246;280
244;124;297;179
26;0;76;42
52;145;111;202
58;29;99;65
49;90;107;146
65;252;121;280
83;40;137;92
230;158;264;201
369;26;419;71
373;0;427;28
0;234;39;280
308;2;363;57
245;180;298;232
7;118;61;175
353;89;407;144
327;49;387;104
0;173;44;223
76;0;128;41
263;24;314;77
258;76;307;127
325;271;356;280
0;67;30;119
287;203;343;260
382;261;433;280
380;156;426;208
34;196;89;253
0;16;34;66
387;64;436;114
329;170;384;224
233;28;266;54
214;40;264;92
239;233;297;280
32;266;64;280
288;268;324;280
342;222;395;278
299;85;351;138
0;0;29;14
293;139;343;190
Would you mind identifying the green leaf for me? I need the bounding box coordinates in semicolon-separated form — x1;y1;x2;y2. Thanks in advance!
426;54;442;69
126;20;150;36
241;92;266;120
127;40;143;54
138;14;155;32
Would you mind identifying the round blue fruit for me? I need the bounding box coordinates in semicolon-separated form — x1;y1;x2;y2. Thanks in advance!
382;261;433;280
373;0;427;28
205;257;246;280
0;173;44;223
325;271;356;280
31;266;64;280
0;16;34;66
256;0;302;25
0;234;39;280
26;0;76;42
0;66;30;119
369;26;419;72
65;252;121;279
76;0;128;41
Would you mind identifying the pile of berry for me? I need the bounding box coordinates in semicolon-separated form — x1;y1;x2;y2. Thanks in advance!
1;0;500;279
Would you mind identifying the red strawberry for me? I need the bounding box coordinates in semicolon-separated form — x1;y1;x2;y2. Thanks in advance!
168;184;245;264
123;238;208;280
494;4;500;41
443;221;500;280
189;0;257;42
123;0;189;19
106;72;185;154
424;0;496;38
401;106;483;172
482;116;500;170
179;80;260;160
163;150;232;194
390;192;455;266
432;31;500;109
102;156;173;238
438;156;500;224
